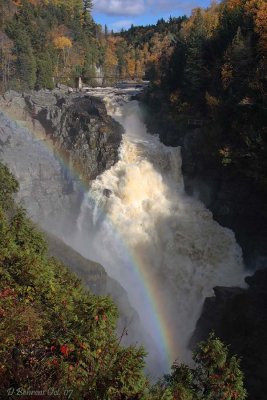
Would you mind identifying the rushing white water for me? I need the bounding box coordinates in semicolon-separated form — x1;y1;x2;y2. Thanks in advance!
73;88;245;377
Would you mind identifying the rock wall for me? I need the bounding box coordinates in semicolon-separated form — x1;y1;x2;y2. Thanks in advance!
141;97;267;269
190;269;267;400
24;90;123;182
181;128;267;270
0;89;123;233
141;93;267;398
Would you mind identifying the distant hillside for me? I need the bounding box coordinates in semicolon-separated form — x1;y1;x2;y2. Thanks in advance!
0;1;188;90
0;0;104;90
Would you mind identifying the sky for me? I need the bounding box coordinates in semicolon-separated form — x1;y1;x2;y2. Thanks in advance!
92;0;211;31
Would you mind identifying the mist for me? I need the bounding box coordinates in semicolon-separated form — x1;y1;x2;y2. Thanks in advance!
65;91;246;376
0;89;246;378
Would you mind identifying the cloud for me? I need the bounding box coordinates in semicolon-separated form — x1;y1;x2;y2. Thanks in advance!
154;0;199;13
93;0;146;16
93;0;200;19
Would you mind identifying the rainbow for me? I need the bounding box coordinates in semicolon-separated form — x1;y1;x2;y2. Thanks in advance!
0;103;179;372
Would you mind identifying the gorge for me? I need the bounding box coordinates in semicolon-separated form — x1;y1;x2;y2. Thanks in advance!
0;87;246;377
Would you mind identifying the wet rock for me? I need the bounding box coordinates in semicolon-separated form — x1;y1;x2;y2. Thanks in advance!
103;188;112;198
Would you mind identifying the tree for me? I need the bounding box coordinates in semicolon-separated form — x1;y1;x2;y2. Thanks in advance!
36;50;55;89
252;0;267;53
149;333;247;400
104;24;108;38
183;9;206;104
0;163;18;210
82;0;93;36
0;32;15;91
53;35;72;75
221;27;253;101
14;30;37;90
194;334;246;399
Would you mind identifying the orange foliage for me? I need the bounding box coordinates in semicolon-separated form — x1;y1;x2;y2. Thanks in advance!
104;46;118;68
127;58;135;78
244;0;267;52
181;5;219;40
135;60;143;79
205;91;220;106
12;0;21;6
227;0;244;10
53;36;72;49
254;1;267;52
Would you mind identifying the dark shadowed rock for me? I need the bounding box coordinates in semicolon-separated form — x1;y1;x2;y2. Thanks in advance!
141;97;267;268
103;188;112;198
191;268;267;400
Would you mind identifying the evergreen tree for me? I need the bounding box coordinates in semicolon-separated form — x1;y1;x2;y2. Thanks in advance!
15;30;36;90
227;27;253;100
82;0;93;36
183;9;206;105
148;333;247;400
36;50;55;89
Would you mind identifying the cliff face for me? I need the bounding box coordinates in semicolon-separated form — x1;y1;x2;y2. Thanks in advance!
0;89;123;233
181;128;267;270
24;90;123;183
142;95;267;397
190;269;267;400
141;96;267;268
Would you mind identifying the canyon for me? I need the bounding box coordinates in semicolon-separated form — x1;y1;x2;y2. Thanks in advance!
0;87;247;377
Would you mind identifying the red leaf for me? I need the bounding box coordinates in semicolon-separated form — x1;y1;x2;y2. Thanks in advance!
0;288;15;298
52;358;58;366
60;344;69;357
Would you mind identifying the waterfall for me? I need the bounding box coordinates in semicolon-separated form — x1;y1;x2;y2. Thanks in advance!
72;89;245;377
